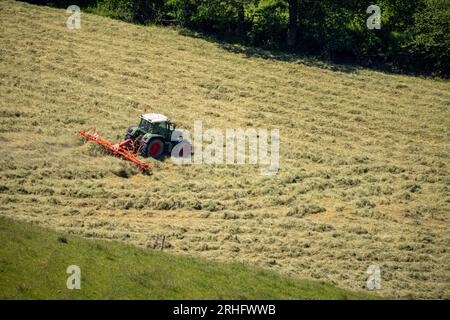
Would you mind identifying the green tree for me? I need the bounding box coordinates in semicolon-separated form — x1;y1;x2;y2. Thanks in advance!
101;0;166;23
406;0;450;75
287;0;298;47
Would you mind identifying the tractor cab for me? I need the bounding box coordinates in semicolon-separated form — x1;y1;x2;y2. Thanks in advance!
125;113;177;159
138;113;174;140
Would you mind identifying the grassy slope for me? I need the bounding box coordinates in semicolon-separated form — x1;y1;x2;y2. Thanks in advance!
0;218;376;299
0;1;449;299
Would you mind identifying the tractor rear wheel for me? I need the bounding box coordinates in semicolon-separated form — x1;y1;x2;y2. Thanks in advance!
142;138;164;159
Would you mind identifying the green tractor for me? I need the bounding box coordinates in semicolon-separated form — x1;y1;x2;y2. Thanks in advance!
125;113;182;159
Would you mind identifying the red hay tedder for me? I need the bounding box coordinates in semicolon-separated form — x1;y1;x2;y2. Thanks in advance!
79;129;151;172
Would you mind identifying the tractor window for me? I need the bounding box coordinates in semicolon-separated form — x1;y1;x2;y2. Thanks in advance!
153;122;167;135
139;119;152;131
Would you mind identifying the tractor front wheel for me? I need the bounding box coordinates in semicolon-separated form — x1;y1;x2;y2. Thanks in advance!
142;138;164;159
125;126;136;140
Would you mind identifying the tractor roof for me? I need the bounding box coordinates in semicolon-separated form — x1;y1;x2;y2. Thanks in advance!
141;113;169;123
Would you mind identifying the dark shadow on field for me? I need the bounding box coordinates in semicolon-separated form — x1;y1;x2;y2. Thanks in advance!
177;29;362;75
177;29;447;79
18;0;97;9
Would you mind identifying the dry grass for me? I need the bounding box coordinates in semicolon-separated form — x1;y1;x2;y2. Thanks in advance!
1;0;449;299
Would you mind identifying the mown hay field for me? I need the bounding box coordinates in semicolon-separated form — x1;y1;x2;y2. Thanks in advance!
1;0;449;299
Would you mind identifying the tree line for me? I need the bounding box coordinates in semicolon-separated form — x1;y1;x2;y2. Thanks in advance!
28;0;450;76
